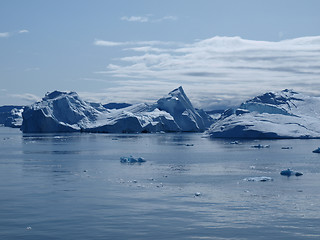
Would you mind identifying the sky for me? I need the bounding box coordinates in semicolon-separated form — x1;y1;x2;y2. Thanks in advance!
1;0;320;110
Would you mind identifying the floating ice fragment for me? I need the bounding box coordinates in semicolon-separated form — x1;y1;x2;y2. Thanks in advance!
280;168;303;177
312;147;320;153
280;169;292;176
281;146;292;149
244;176;273;182
120;155;146;163
26;226;32;230
194;192;201;197
230;141;239;144
185;143;194;146
251;144;270;149
156;183;163;188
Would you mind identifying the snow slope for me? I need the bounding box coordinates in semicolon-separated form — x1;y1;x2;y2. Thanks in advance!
207;89;320;139
21;87;213;133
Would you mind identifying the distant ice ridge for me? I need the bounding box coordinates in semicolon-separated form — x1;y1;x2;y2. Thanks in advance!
207;89;320;139
21;87;213;133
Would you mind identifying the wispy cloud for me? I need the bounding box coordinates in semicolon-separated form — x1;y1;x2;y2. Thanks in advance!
93;35;320;109
153;15;178;22
0;29;29;38
18;29;29;34
121;16;149;23
94;39;181;47
0;32;10;38
93;40;124;47
120;15;178;23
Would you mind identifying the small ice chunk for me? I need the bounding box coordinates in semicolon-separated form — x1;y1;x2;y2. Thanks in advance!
281;146;292;149
26;226;32;230
120;155;146;163
280;169;293;176
251;144;270;149
230;141;239;144
194;192;201;197
312;147;320;153
280;168;303;177
244;176;273;182
185;143;194;146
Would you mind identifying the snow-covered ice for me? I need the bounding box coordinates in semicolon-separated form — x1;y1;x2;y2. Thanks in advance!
120;156;146;163
207;89;320;139
243;176;273;182
21;87;213;133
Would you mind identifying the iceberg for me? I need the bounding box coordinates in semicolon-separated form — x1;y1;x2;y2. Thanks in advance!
0;106;23;128
21;87;213;133
207;89;320;139
21;91;103;133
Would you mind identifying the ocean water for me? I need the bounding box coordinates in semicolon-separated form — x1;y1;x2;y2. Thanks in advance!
1;127;320;240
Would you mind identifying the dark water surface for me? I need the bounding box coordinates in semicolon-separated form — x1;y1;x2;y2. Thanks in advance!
1;127;320;239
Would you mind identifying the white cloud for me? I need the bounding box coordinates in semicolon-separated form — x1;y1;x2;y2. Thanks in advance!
94;39;181;47
18;29;29;34
153;15;178;22
121;16;149;23
121;15;178;23
0;32;10;38
94;35;320;109
0;29;29;38
94;39;124;47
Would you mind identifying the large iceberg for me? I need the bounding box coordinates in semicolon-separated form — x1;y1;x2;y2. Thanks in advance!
21;91;104;133
21;87;213;133
207;89;320;139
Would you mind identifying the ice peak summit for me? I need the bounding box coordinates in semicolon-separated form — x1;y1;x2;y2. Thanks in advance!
157;86;195;113
43;90;78;101
245;89;303;106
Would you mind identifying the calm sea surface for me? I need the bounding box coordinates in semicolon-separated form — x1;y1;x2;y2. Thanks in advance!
1;127;320;240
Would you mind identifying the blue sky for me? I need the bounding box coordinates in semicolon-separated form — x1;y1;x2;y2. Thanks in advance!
1;0;320;109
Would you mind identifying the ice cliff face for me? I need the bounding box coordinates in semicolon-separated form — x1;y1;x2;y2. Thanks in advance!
207;89;320;138
21;87;213;133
